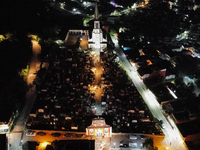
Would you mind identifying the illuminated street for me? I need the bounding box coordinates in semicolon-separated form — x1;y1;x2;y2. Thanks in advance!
2;0;200;150
27;40;41;85
8;40;42;150
111;35;188;150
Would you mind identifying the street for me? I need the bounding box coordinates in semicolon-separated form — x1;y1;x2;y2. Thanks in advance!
111;35;188;150
8;40;42;150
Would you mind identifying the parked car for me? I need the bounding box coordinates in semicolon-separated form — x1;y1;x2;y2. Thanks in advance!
51;133;61;137
37;132;46;136
129;135;137;140
26;131;36;136
120;143;129;147
63;133;74;137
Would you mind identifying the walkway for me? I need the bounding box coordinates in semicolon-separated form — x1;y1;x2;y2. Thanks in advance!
91;56;104;116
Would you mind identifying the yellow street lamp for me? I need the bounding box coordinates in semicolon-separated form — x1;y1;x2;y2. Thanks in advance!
38;142;51;149
42;142;48;147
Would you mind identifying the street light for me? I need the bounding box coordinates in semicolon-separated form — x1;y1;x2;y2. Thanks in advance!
83;1;87;6
39;142;51;149
42;142;48;147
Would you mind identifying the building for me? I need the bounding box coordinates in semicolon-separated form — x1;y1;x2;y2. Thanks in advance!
0;106;17;133
137;66;166;82
86;117;112;150
64;1;107;60
88;1;107;57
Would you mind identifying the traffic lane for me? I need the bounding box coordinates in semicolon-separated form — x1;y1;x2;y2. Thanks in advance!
112;36;187;150
126;70;186;149
119;58;167;119
112;35;183;139
116;51;181;137
120;55;187;150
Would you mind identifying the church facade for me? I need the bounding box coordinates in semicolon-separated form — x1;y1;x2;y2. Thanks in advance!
65;1;107;52
88;1;107;56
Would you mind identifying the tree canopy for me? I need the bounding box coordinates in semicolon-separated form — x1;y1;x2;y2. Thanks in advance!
121;2;180;39
0;36;32;111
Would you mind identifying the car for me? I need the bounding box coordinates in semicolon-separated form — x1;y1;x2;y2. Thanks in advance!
129;135;137;140
159;120;165;129
140;135;145;139
63;133;74;137
37;131;46;136
51;133;61;137
26;131;36;136
91;105;96;110
120;143;129;147
129;142;138;148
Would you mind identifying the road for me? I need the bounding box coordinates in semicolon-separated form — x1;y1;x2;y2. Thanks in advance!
8;40;42;150
27;40;41;85
111;36;188;150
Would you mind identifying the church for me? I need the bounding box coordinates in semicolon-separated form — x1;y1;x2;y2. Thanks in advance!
65;0;107;58
88;0;107;56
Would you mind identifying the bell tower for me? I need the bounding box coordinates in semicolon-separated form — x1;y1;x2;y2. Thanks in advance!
86;117;112;150
88;0;107;58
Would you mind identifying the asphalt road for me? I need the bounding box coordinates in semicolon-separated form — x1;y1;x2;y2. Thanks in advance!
111;36;188;150
8;40;42;150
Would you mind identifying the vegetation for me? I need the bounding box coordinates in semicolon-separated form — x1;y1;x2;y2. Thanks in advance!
19;65;30;81
0;35;32;112
0;0;85;115
109;29;117;36
143;137;157;150
121;1;180;40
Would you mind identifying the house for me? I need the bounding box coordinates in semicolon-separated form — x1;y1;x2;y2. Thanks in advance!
0;104;17;133
137;62;167;82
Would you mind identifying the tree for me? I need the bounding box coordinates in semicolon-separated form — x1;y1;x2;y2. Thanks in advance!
143;137;156;150
109;29;117;36
121;1;180;40
0;36;32;112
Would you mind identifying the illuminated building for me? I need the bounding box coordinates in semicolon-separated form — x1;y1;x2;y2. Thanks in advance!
86;117;112;150
64;1;107;59
0;108;17;133
88;0;107;58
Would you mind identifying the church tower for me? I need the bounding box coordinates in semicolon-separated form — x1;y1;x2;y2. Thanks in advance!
88;0;107;57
